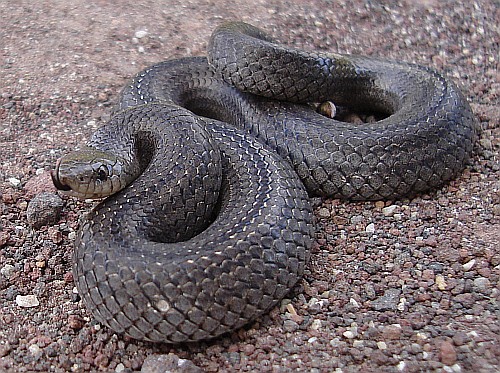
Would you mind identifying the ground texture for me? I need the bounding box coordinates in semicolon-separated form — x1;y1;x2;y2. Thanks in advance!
0;0;498;372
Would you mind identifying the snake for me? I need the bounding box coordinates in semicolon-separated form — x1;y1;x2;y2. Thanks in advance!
51;22;477;343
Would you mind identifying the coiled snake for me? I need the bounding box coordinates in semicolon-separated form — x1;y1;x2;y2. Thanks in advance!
52;22;476;343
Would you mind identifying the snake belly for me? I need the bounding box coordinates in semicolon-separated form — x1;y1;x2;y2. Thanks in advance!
53;22;477;343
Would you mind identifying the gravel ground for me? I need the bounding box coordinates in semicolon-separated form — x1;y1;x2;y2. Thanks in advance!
0;0;498;372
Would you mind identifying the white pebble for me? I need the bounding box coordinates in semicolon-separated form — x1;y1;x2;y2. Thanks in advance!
397;361;406;371
307;336;318;343
343;330;356;339
397;297;407;311
310;319;322;330
382;205;398;217
353;340;364;347
7;177;21;187
462;259;475;271
16;294;40;308
377;341;387;350
28;344;41;355
349;297;360;308
115;363;125;372
365;223;375;233
0;264;16;278
134;30;148;39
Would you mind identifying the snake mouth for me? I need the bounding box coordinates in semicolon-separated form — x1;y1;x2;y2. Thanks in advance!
51;159;72;192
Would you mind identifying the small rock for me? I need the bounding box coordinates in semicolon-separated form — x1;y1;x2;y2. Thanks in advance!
310;319;322;331
377;341;387;350
493;204;500;216
283;319;299;332
28;344;41;356
436;275;447;290
0;231;10;246
381;324;402;340
307;297;328;313
115;363;125;372
349;297;360;309
7;177;21;187
26;193;64;229
351;215;364;224
1;264;16;278
452;331;471;346
479;138;492;150
472;277;491;294
462;259;475;271
371;288;401;311
382;205;398;217
307;336;318;343
141;353;202;373
343;330;357;339
23;171;56;198
439;340;457;366
68;315;85;330
317;101;336;118
365;222;375;233
317;207;330;218
0;342;11;357
134;30;148;39
15;294;39;308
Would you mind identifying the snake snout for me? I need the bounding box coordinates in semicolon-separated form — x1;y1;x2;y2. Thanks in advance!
51;159;72;192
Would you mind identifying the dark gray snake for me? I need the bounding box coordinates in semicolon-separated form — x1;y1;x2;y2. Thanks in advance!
52;22;477;343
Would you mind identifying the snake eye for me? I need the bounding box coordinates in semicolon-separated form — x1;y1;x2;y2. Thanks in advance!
97;167;109;182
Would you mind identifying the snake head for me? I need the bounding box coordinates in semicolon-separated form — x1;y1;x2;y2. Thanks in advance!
51;148;131;199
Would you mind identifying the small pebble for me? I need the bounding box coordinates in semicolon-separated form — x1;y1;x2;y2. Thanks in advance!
343;329;358;339
307;336;318;344
365;223;375;233
377;341;387;350
371;288;401;311
472;277;491;294
436;275;447;290
462;259;475;271
7;177;21;187
382;205;398;217
28;344;41;356
439;340;457;366
0;264;16;278
0;342;12;357
381;324;402;340
317;207;330;218
26;193;64;229
134;30;148;39
15;294;40;308
141;353;202;373
310;319;322;330
283;319;299;332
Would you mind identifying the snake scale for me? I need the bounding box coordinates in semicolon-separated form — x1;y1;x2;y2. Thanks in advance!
52;22;477;343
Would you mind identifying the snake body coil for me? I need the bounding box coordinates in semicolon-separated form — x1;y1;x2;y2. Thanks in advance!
52;22;477;343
